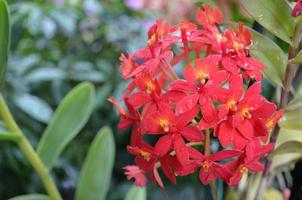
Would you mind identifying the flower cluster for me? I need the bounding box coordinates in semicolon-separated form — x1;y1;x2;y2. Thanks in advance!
109;4;284;187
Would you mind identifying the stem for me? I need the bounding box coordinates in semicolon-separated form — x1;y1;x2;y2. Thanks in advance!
0;95;62;200
204;129;211;156
255;24;302;200
204;130;217;200
0;132;21;141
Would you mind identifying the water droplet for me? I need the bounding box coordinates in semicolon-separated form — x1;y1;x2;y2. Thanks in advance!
257;14;264;21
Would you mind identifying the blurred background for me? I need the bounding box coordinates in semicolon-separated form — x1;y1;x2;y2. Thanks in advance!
1;0;298;199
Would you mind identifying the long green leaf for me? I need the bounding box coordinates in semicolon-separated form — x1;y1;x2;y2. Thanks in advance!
280;95;302;130
273;140;302;155
75;127;115;200
272;128;302;168
37;82;95;168
9;194;49;200
0;0;10;85
239;0;294;44
225;22;286;86
125;186;146;200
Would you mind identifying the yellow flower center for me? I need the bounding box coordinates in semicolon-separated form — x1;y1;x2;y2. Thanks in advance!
147;34;156;45
196;70;207;84
201;162;211;172
159;118;169;132
216;34;224;42
140;150;151;161
227;99;237;111
146;80;155;94
241;108;251;119
240;166;248;174
233;41;244;51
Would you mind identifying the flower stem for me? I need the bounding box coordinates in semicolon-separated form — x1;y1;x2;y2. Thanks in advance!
204;130;217;200
255;23;302;200
0;94;62;200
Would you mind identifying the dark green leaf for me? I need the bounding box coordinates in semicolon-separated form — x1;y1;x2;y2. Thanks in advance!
75;127;115;200
0;0;10;85
125;186;146;200
37;82;95;169
9;194;50;200
239;0;294;44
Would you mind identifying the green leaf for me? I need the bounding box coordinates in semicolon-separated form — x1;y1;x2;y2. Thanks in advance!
272;128;302;168
273;141;302;155
224;22;286;86
280;95;302;130
250;30;287;86
75;127;115;200
0;132;21;141
37;82;95;169
0;0;10;85
239;0;294;44
9;194;50;200
276;128;302;146
125;186;147;200
289;50;302;64
272;153;302;169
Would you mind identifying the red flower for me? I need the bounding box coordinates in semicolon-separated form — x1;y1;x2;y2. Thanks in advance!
141;105;202;165
197;3;222;27
113;3;283;188
187;147;242;184
228;140;274;185
128;71;162;108
108;97;139;130
119;53;138;80
127;142;178;187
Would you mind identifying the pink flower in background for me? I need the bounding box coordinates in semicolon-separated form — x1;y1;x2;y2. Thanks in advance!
292;0;302;17
54;0;64;5
125;0;145;10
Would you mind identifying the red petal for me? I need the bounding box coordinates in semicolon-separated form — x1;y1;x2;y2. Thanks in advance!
217;122;234;147
128;92;151;108
247;161;264;172
173;134;189;165
237;120;254;139
175;94;199;115
160;159;176;184
246;82;261;97
199;95;217;123
176;105;199;128
188;146;205;159
181;125;203;142
155;134;173;156
169;79;197;93
209;150;242;161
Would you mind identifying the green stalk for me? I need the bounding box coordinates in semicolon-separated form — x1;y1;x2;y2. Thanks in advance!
0;94;62;200
255;23;302;200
